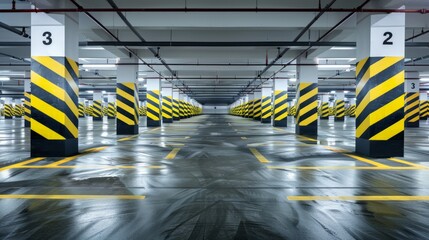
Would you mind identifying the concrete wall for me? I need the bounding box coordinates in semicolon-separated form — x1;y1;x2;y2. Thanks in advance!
202;105;229;114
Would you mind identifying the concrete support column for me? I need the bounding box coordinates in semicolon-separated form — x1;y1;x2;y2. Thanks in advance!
420;93;428;120
334;92;345;122
172;90;180;121
4;98;13;119
162;87;173;123
273;79;288;127
261;87;272;123
14;99;22;118
320;95;330;119
92;92;103;121
355;11;405;157
349;98;356;117
24;79;31;127
296;57;318;136
78;98;85;118
107;95;116;119
147;78;161;127
31;11;79;156
404;72;420;128
116;58;139;134
246;94;254;118
253;90;262;121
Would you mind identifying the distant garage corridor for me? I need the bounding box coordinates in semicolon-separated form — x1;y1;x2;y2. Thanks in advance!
1;115;429;239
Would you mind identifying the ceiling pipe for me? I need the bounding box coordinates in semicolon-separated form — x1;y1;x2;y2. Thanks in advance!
0;21;30;39
406;29;429;41
0;8;427;14
105;0;192;96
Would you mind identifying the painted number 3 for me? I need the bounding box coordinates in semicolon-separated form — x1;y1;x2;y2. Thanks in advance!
383;32;393;45
411;83;416;89
42;31;52;45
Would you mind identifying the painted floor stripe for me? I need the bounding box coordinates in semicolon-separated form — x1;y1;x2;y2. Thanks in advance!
323;146;390;168
165;148;181;160
268;166;427;170
13;165;165;169
0;157;45;172
249;148;270;163
287;195;429;201
387;158;428;169
45;146;107;167
0;194;146;200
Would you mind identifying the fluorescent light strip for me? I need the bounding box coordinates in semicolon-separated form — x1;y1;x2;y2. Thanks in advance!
318;64;351;69
82;64;116;68
0;77;10;81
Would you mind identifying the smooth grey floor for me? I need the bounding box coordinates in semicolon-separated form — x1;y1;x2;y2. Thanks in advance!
0;115;429;240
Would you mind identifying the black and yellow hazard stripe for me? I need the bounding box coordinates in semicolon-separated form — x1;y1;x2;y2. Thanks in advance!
116;83;139;134
146;90;161;127
288;105;296;117
14;104;23;118
173;98;180;121
296;83;318;136
247;100;255;118
178;100;185;119
261;96;272;123
320;102;329;119
253;98;262;120
31;56;79;156
162;96;173;123
355;57;404;157
185;101;191;118
420;100;428;120
78;103;85;118
334;100;345;121
92;100;103;121
348;104;356;117
4;104;13;119
24;92;31;127
273;90;288;127
404;92;419;128
107;102;116;119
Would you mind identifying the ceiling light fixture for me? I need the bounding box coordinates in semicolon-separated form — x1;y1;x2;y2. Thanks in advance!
80;46;105;50
318;64;352;69
81;64;116;68
330;47;356;50
0;77;10;81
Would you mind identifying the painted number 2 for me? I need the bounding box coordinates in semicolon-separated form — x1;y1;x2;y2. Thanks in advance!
42;31;52;45
383;32;393;45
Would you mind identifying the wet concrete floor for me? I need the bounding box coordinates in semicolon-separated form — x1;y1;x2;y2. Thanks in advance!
0;115;429;239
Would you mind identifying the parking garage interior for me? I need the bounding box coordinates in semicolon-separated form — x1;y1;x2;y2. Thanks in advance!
1;0;429;239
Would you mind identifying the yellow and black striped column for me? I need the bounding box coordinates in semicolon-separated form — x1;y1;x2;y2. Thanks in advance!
14;102;22;118
273;90;288;127
116;82;139;134
348;104;356;117
107;102;116;119
147;90;161;127
172;91;180;121
355;57;404;157
296;83;318;136
31;56;79;156
420;98;428;120
261;87;272;124
4;101;13;119
162;95;173;123
253;95;262;121
92;100;103;121
404;92;419;128
334;99;345;122
78;102;85;118
24;79;31;127
320;102;329;119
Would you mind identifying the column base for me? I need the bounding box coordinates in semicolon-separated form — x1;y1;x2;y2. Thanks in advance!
273;120;287;127
296;125;317;137
253;117;261;121
117;124;138;135
261;118;271;124
163;118;173;123
5;117;12;119
173;117;180;121
147;119;161;127
93;117;103;121
25;121;30;128
420;117;427;120
334;117;344;122
108;116;116;119
31;138;78;157
405;122;419;128
356;138;403;158
320;116;329;120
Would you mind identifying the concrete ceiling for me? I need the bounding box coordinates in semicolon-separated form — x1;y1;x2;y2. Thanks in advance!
0;0;428;104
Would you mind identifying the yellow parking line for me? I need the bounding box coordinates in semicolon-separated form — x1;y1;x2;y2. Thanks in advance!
287;195;429;201
0;157;45;172
387;158;428;169
14;165;165;169
118;135;139;142
323;146;390;168
249;148;270;163
268;166;425;170
165;148;181;160
0;194;146;200
45;146;107;167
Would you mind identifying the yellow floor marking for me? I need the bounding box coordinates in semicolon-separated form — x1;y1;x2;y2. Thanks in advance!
14;165;165;169
297;135;318;142
287;195;429;201
148;127;161;132
165;143;185;146
247;142;310;147
0;157;45;172
0;194;146;200
241;137;247;140
165;148;181;160
249;148;270;163
387;158;428;169
118;135;139;142
268;166;426;170
45;146;107;167
323;146;390;168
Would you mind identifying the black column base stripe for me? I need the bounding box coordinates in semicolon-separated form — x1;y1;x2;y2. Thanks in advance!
320;116;329;120
273;119;287;127
31;138;78;157
356;138;404;158
173;117;180;121
117;123;138;135
295;124;317;137
261;118;271;123
163;118;173;123
405;121;419;128
334;117;344;122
